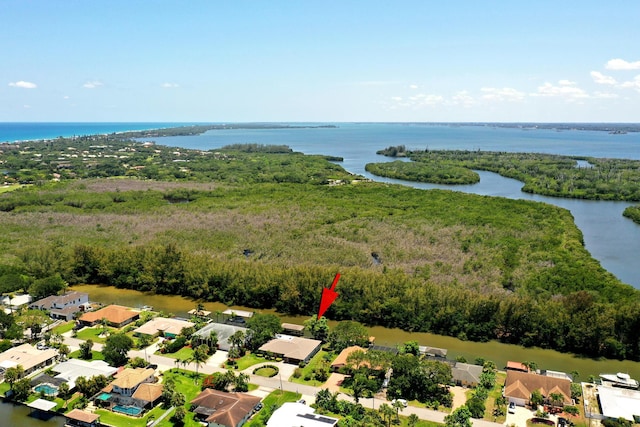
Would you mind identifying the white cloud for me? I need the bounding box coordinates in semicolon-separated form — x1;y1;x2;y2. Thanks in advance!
606;58;640;70
450;90;475;107
409;84;418;89
83;80;103;89
358;80;400;86
481;87;525;102
531;81;589;100
389;93;444;108
618;75;640;92
161;82;179;88
9;80;37;89
590;71;617;85
593;91;619;99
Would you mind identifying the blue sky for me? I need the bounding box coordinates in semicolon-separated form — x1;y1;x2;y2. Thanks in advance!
1;1;639;122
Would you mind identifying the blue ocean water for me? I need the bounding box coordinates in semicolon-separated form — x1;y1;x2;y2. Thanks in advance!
0;122;192;143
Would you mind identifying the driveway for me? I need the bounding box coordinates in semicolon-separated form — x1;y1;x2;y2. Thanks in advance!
451;386;469;410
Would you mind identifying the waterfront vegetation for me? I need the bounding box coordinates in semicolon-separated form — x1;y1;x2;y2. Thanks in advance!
373;147;640;202
623;205;640;225
365;160;480;184
2;135;640;362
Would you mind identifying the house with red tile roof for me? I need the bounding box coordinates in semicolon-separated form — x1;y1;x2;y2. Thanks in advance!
79;304;140;328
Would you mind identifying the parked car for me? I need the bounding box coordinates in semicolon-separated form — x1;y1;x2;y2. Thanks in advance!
297;399;306;405
508;402;516;414
392;399;408;407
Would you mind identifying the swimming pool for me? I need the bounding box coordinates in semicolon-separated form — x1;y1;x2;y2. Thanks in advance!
113;405;143;416
34;383;58;396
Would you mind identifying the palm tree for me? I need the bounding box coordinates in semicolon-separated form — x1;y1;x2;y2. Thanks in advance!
51;331;63;347
228;330;245;356
378;403;394;427
392;399;405;421
549;392;564;409
190;344;210;379
408;413;420;427
58;343;70;361
351;374;368;404
100;317;109;337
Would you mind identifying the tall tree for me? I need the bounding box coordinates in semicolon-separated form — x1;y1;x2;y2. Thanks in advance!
103;332;133;366
304;316;330;341
327;320;369;352
190;344;210;378
247;313;282;349
445;406;473;427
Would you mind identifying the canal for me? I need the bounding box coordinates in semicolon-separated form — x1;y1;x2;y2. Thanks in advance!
72;284;640;380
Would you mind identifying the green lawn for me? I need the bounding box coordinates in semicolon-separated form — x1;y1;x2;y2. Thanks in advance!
289;350;335;386
158;346;193;361
96;405;166;427
52;321;75;335
254;367;278;377
225;352;268;371
485;371;507;423
245;389;301;427
75;326;116;343
68;349;105;361
154;369;206;427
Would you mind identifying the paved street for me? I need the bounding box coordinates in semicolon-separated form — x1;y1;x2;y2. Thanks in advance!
61;331;503;426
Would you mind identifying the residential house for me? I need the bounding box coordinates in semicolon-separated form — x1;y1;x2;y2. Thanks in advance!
52;359;118;390
504;370;571;407
191;388;261;427
257;334;322;365
79;304;140;328
330;346;367;372
133;317;195;338
94;368;157;408
1;293;32;314
29;291;89;321
132;382;164;409
193;322;250;352
0;343;57;375
65;409;101;427
267;402;338;427
451;362;484;388
597;383;640;423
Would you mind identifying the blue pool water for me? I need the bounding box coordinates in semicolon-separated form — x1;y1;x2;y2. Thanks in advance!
97;392;111;401
34;384;58;395
113;405;142;416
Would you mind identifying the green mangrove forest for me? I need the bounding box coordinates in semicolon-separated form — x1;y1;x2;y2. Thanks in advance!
2;135;640;361
369;146;640;223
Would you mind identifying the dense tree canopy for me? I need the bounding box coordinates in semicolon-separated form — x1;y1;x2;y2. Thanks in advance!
103;332;134;366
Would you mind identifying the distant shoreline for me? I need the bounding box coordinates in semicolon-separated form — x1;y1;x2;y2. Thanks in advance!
2;122;639;145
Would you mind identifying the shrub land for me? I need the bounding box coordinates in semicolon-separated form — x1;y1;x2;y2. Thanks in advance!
1;136;640;361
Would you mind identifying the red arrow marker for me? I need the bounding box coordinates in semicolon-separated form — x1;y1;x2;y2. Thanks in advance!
317;273;340;320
